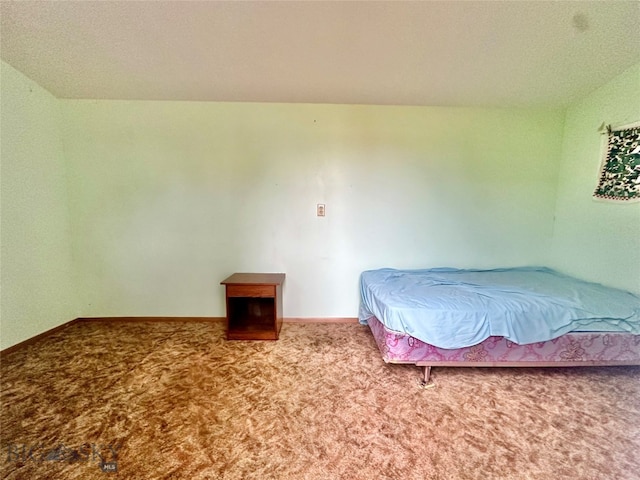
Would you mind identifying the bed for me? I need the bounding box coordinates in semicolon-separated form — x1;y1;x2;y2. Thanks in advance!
359;267;640;384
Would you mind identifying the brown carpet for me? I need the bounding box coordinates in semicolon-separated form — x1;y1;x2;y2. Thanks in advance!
1;320;639;480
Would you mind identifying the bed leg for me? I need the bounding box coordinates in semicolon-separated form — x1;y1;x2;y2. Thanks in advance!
419;366;434;388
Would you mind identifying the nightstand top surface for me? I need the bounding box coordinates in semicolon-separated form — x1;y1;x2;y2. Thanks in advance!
221;273;285;286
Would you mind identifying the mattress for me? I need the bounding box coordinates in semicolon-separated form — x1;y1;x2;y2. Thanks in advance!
359;267;640;349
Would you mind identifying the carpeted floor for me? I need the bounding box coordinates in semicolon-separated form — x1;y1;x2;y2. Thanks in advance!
1;320;639;480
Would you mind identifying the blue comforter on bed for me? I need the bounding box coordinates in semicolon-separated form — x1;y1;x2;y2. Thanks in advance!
359;267;640;349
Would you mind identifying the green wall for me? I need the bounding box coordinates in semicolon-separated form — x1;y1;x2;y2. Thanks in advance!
3;58;638;350
550;63;640;294
0;61;77;349
60;101;564;318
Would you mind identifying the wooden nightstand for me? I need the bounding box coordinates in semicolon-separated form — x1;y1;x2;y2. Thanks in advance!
220;273;285;340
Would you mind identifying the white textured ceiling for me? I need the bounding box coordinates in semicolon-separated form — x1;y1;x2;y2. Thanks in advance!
1;1;639;107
